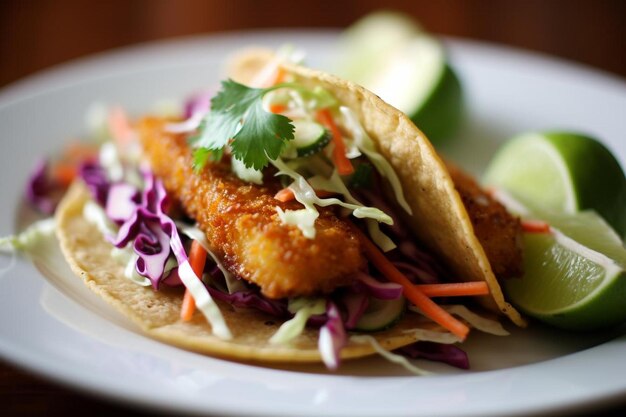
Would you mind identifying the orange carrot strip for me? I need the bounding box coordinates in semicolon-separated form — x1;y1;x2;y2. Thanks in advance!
108;106;134;146
274;188;295;202
271;67;287;86
63;141;98;162
316;109;354;175
180;291;195;322
352;225;470;340
274;187;337;203
180;240;207;321
255;65;287;88
521;219;551;234
416;282;490;298
52;163;78;188
269;104;287;114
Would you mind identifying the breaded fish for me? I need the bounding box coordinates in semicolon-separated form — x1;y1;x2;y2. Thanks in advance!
446;162;523;279
139;117;366;299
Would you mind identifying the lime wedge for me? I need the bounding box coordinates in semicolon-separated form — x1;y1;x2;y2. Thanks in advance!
504;211;626;330
337;11;421;83
335;11;463;144
483;132;626;238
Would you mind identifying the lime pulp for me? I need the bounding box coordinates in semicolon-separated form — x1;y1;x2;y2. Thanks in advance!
504;211;626;330
483;132;626;238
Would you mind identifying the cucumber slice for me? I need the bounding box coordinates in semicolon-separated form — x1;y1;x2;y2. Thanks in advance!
292;120;331;157
354;297;406;332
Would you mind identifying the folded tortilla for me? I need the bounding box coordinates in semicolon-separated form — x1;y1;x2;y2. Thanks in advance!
227;48;524;327
55;50;524;364
57;182;443;362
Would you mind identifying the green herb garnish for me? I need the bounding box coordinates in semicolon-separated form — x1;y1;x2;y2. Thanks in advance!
191;79;295;170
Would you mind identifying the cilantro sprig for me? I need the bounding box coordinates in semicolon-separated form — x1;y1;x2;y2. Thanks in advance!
191;79;295;171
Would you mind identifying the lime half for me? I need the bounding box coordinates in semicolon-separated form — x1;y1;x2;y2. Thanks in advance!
504;211;626;330
337;11;421;83
483;132;626;238
335;11;463;144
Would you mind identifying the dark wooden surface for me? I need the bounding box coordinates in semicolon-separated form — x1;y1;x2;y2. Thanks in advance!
1;0;625;415
1;0;625;88
1;362;155;416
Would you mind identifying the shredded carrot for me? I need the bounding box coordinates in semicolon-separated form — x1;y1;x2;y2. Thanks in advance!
271;67;287;86
180;290;196;322
416;282;490;298
107;106;134;146
180;240;207;321
274;187;337;203
351;224;470;340
316;109;354;175
254;65;287;88
269;104;287;114
274;188;295;202
521;219;551;234
52;163;78;188
63;141;97;162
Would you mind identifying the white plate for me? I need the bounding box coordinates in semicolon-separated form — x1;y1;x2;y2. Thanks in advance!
1;30;625;417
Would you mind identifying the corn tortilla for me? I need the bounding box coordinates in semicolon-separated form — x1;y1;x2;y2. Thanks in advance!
228;48;524;327
56;182;444;362
55;51;524;364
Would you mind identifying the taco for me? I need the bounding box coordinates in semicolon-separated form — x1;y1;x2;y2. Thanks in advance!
55;48;524;370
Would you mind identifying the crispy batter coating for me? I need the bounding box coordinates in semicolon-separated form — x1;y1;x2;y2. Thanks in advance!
139;117;365;299
446;162;523;278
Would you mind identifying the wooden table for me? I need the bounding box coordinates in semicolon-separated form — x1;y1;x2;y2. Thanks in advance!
1;0;625;415
1;361;154;415
1;0;625;87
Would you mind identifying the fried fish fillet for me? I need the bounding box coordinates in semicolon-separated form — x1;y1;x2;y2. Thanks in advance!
445;162;523;279
139;117;365;299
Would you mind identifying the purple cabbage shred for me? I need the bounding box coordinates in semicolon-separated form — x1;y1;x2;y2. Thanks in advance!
207;287;289;317
25;159;59;214
355;179;448;284
79;162;110;206
341;291;369;330
133;219;171;282
161;267;183;287
106;183;139;223
396;341;470;369
184;91;212;119
353;272;403;299
319;302;347;370
108;168;178;290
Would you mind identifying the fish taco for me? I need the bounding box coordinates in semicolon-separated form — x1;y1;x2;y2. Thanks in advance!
54;48;524;370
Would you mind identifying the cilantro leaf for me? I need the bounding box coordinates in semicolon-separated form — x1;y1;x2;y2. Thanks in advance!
193;147;223;171
230;99;294;169
191;79;294;170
